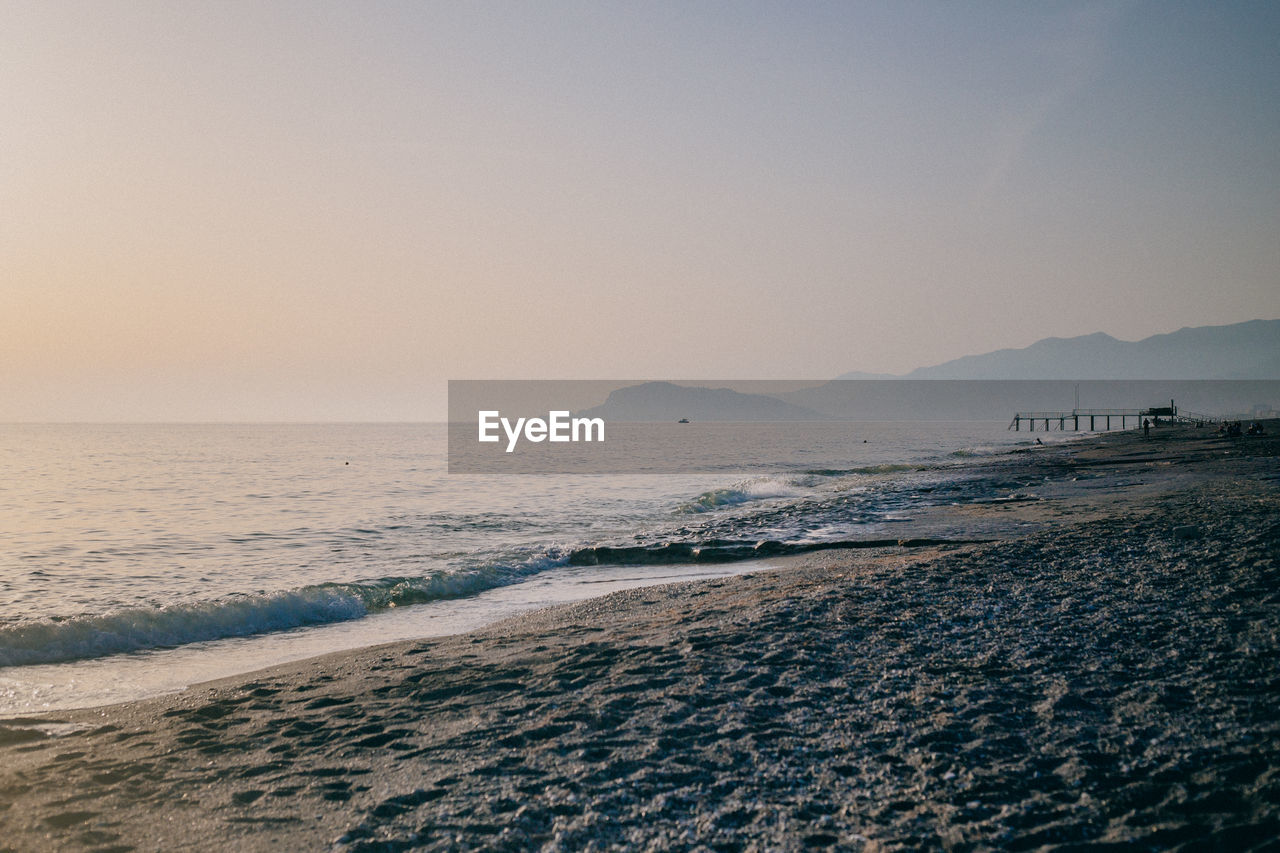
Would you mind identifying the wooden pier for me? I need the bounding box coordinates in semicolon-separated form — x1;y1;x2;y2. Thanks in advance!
1010;409;1139;431
1008;402;1208;431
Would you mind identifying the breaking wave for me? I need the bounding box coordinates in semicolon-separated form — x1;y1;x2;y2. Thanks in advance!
0;558;561;668
678;477;803;513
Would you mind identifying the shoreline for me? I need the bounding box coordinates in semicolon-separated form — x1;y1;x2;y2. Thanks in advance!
0;419;1048;715
1;423;1277;850
0;423;1073;717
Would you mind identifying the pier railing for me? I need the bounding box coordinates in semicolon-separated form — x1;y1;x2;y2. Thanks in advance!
1009;408;1183;431
1009;400;1231;430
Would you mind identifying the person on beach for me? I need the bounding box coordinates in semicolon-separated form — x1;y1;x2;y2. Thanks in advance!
1143;418;1151;438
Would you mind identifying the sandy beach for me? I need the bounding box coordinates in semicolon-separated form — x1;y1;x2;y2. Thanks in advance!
2;423;1278;851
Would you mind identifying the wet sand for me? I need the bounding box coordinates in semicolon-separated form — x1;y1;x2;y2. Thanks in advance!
2;423;1278;851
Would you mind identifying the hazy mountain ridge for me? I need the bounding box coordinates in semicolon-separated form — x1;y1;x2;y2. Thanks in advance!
570;321;1280;422
839;320;1280;380
575;382;826;422
775;380;1280;421
575;379;1280;423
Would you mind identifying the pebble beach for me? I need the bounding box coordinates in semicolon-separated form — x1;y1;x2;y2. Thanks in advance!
2;423;1278;852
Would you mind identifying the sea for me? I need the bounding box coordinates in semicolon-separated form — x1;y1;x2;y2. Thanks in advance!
0;421;1072;716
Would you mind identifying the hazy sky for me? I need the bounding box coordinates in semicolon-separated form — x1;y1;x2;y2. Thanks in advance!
4;1;1278;420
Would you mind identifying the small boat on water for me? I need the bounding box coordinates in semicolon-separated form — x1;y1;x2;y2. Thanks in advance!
677;417;690;423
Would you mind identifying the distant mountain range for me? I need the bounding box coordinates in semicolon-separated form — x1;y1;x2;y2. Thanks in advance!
567;321;1280;422
838;319;1280;380
575;379;1279;422
576;382;825;421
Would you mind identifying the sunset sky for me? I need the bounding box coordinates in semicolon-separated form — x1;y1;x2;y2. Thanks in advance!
3;1;1278;420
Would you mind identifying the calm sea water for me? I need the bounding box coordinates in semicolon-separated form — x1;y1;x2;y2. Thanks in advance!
0;422;1056;714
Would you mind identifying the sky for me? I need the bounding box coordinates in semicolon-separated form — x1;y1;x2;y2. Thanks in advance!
3;0;1278;420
